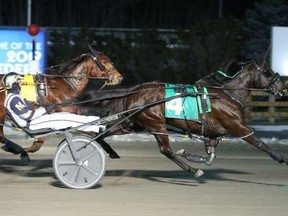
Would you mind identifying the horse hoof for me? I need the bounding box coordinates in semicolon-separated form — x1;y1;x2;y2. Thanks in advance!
21;153;31;163
176;149;185;156
109;154;120;159
194;169;204;177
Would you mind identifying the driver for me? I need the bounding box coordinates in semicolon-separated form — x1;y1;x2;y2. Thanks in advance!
3;72;104;133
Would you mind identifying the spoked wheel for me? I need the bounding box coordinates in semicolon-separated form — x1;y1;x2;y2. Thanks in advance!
53;136;106;189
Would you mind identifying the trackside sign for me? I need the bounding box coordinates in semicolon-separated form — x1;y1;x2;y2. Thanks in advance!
271;26;288;76
0;27;46;74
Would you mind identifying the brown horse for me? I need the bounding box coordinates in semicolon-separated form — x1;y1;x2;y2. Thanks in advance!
78;60;287;177
0;46;123;161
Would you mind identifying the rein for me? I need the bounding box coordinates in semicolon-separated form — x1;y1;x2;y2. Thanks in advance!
39;74;109;80
44;89;218;110
196;85;271;92
43;82;272;109
134;84;271;93
140;82;273;92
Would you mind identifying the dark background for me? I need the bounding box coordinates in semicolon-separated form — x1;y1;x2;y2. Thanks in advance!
0;0;288;85
1;0;256;28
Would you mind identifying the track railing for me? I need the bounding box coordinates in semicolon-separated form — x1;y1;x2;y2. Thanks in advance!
245;91;288;123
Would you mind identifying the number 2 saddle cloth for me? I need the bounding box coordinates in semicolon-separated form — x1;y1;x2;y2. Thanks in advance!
165;84;211;121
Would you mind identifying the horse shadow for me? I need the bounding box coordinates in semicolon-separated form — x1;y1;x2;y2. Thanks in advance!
0;158;53;178
0;158;286;188
104;169;286;187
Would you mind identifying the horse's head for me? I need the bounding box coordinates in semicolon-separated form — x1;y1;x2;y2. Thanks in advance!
210;60;287;99
253;61;287;99
88;45;123;86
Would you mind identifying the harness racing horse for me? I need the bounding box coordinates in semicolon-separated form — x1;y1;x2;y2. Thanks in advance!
0;46;123;161
79;60;287;177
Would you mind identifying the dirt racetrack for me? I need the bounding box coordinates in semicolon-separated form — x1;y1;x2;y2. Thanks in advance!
0;134;288;216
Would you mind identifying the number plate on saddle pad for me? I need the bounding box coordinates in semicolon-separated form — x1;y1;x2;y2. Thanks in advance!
164;84;211;120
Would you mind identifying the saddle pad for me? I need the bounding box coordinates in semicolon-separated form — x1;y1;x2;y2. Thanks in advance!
165;84;211;120
20;74;37;102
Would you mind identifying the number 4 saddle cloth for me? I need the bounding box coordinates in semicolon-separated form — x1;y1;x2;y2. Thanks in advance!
164;84;211;120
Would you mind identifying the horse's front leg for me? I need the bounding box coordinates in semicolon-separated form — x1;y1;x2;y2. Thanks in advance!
23;136;46;153
231;125;288;165
243;133;288;164
154;134;204;177
176;138;219;166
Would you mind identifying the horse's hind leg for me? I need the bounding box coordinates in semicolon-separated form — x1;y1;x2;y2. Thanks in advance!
96;137;120;159
154;134;204;177
0;116;30;161
0;136;30;161
23;136;46;153
204;139;219;164
176;138;219;165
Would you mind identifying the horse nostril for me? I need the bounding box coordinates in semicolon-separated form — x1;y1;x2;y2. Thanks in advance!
117;75;123;81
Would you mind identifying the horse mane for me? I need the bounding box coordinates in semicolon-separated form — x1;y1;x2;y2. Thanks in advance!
196;59;253;86
128;82;154;91
45;54;89;75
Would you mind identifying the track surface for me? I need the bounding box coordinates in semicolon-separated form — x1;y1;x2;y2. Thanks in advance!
0;135;288;216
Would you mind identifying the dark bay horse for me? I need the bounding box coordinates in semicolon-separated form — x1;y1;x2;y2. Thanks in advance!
79;61;287;177
0;46;123;160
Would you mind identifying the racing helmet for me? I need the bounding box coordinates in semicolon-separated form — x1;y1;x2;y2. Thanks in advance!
2;72;24;90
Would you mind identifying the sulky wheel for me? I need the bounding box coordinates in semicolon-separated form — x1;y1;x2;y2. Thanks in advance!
53;136;106;189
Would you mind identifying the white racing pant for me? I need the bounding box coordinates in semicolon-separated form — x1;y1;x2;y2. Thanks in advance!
28;112;101;133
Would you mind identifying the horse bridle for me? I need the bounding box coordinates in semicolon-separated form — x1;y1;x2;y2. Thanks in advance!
88;45;117;86
257;64;284;96
88;44;106;71
208;62;283;93
89;53;106;72
260;69;280;86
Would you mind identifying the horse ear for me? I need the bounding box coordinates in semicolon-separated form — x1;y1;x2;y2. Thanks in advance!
88;44;106;71
253;60;260;69
88;44;99;59
262;44;271;65
253;52;261;66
